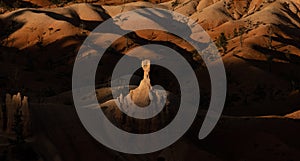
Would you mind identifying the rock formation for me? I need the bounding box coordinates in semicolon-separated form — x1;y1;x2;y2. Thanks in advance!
129;59;152;107
21;96;30;136
6;93;15;134
101;60;179;133
2;92;30;135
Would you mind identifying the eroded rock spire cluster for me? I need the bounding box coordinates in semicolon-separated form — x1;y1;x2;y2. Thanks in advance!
0;92;30;136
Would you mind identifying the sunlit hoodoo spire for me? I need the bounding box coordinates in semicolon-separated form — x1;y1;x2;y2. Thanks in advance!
129;59;152;107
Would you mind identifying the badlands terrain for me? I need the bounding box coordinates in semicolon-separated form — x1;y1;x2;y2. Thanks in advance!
0;0;300;161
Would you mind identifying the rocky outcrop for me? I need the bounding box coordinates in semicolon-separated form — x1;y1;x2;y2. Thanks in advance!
129;59;152;107
0;92;30;136
100;60;179;133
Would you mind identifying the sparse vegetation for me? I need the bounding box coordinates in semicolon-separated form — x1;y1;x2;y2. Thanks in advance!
0;0;37;10
49;0;70;6
233;28;238;37
215;32;228;54
284;49;291;61
49;0;76;6
265;25;275;72
125;36;129;51
238;26;245;47
0;0;11;11
171;0;179;8
266;24;273;50
264;0;275;3
12;0;21;9
36;35;44;49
